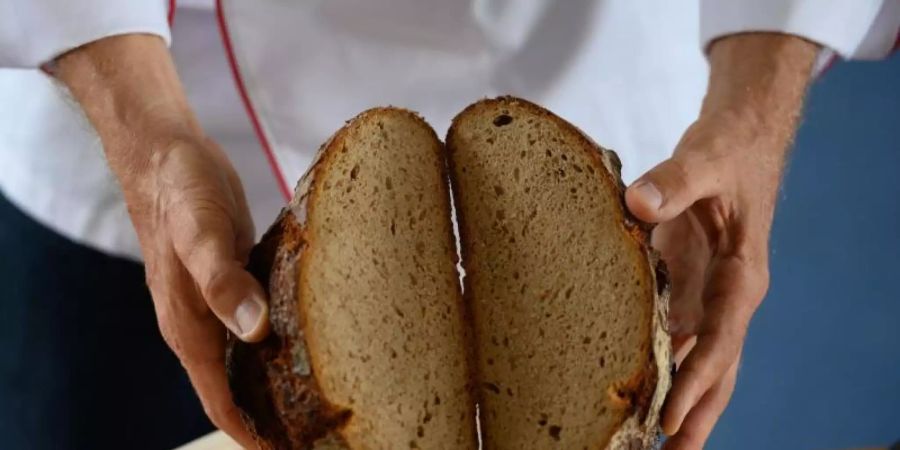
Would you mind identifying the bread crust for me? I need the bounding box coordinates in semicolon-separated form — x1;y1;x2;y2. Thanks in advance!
446;96;671;450
225;112;358;449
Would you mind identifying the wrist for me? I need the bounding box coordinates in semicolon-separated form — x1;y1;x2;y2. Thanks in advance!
55;34;203;180
701;33;819;131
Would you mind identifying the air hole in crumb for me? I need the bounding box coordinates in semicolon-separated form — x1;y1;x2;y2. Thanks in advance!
493;114;513;126
549;426;562;440
350;164;360;180
494;185;505;196
545;149;552;157
599;356;605;368
486;137;495;144
385;176;393;190
484;382;501;394
538;414;548;426
390;219;396;235
513;167;520;182
561;154;568;161
417;426;425;438
583;336;591;344
507;388;514;396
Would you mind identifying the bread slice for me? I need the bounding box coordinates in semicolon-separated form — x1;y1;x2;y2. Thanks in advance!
227;108;478;450
446;97;671;450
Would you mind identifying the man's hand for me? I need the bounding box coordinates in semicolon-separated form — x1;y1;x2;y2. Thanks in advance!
56;34;268;448
626;33;820;449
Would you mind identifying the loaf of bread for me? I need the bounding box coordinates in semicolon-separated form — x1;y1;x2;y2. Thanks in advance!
226;108;478;450
446;97;671;450
228;98;670;450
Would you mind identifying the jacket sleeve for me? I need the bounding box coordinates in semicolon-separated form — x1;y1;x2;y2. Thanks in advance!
701;0;899;68
0;0;172;68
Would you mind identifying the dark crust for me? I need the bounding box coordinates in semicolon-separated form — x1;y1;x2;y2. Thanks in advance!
226;209;352;450
446;96;671;449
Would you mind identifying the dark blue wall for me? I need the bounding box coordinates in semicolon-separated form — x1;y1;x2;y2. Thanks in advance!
709;56;900;449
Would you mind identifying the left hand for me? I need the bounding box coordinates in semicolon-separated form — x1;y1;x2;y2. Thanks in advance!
627;112;776;449
625;33;820;449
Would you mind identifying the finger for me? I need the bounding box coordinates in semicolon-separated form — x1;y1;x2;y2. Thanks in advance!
672;335;697;367
150;252;258;449
661;256;761;435
183;332;259;450
663;353;739;450
626;153;722;223
168;199;269;342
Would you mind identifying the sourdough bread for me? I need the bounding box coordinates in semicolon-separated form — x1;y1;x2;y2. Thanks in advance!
446;97;671;450
227;108;478;450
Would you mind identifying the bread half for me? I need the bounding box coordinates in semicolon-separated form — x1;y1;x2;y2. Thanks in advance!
227;108;478;450
446;97;671;450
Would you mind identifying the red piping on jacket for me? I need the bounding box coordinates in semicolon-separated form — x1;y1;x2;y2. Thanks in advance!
168;0;176;25
214;0;293;201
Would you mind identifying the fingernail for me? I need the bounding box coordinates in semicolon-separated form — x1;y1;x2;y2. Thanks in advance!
234;297;263;337
632;181;663;211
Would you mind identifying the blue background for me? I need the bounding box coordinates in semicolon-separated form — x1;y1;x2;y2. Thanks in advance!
708;56;900;449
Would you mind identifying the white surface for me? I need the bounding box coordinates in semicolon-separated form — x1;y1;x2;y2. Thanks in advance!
175;431;241;450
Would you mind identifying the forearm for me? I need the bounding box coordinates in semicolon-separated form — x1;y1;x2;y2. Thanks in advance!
54;34;201;185
702;33;820;155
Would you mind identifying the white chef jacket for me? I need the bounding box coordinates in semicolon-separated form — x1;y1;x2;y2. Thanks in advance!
0;0;897;261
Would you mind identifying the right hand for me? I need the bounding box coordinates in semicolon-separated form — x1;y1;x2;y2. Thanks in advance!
55;34;270;447
125;137;270;448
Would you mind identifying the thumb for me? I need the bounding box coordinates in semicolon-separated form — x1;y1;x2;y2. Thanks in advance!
625;154;720;223
170;204;270;342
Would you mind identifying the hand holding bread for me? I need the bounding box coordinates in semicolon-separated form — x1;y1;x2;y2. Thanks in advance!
54;35;269;449
625;34;820;450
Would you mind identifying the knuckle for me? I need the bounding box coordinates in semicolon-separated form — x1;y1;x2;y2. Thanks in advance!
200;263;237;303
679;357;715;385
664;157;693;194
703;325;745;355
157;318;185;359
